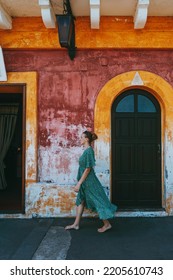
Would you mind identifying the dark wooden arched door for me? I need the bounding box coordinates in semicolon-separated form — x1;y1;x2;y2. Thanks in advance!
111;89;162;209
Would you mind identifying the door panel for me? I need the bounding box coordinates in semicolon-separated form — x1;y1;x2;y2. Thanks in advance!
114;144;135;175
137;144;157;175
137;181;158;200
115;181;136;201
137;117;158;138
112;89;161;209
115;118;135;138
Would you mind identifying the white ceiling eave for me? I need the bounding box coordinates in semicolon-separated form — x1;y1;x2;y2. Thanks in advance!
0;3;12;29
0;0;172;31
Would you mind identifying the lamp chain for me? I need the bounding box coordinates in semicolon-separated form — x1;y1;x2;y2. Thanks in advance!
63;0;73;16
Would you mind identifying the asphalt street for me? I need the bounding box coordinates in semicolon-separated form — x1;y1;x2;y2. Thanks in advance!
0;217;173;260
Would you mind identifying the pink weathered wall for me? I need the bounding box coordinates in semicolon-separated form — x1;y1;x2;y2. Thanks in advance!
4;49;173;187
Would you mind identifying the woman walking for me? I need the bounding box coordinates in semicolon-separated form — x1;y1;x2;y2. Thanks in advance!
65;130;117;233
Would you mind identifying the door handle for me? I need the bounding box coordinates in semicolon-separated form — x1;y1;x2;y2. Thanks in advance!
157;144;161;154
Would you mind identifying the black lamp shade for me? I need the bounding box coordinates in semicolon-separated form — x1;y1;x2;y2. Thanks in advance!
56;14;73;48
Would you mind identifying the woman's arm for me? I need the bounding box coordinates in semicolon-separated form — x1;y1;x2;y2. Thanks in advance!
74;167;91;192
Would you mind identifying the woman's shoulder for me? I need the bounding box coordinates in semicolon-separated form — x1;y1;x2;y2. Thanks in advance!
85;146;94;155
82;146;93;153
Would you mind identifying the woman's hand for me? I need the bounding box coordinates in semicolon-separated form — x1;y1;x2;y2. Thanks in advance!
73;182;81;192
73;168;90;193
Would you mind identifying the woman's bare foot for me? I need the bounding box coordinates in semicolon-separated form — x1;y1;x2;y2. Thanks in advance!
97;224;112;233
65;224;79;230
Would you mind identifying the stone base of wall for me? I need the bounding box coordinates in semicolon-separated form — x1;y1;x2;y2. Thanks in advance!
26;183;99;218
26;183;77;218
0;183;172;218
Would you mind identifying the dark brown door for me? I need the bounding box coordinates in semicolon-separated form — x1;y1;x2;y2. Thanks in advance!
111;89;161;209
0;85;25;213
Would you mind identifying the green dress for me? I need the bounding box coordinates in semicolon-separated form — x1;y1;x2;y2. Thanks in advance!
76;146;117;220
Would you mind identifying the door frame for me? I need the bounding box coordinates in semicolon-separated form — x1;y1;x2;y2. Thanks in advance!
94;71;173;214
0;84;26;212
0;72;38;215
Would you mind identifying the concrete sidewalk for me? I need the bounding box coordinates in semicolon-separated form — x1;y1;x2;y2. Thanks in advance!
0;217;173;260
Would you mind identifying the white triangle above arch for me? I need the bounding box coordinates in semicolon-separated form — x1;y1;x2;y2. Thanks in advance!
131;72;144;85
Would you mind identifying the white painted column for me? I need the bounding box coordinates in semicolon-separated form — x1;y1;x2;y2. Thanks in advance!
0;46;7;81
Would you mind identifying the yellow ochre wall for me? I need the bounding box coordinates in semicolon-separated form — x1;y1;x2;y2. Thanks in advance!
0;17;173;49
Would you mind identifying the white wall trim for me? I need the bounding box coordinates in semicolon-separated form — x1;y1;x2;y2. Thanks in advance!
0;47;7;81
39;0;56;28
0;3;12;29
90;0;100;29
134;0;150;29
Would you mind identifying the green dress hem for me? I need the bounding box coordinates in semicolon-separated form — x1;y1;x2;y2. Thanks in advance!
75;146;118;220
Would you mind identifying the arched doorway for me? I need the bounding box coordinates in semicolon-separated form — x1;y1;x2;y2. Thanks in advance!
111;89;161;209
94;71;173;214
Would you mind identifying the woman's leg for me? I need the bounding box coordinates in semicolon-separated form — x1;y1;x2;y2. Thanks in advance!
97;219;112;233
65;202;84;230
74;202;85;226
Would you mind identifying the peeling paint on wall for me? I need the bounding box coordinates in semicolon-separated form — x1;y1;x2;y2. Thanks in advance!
26;184;81;218
1;50;173;217
39;124;88;184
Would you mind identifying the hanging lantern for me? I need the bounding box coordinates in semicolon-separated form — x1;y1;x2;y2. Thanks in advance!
56;0;76;60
